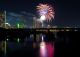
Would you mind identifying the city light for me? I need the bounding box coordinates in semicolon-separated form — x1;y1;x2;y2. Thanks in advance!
17;38;20;43
17;23;20;28
6;38;9;41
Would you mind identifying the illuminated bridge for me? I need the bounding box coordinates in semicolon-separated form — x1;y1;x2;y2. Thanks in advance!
0;28;79;41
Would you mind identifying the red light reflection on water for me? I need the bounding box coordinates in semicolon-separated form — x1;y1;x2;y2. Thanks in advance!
40;42;54;57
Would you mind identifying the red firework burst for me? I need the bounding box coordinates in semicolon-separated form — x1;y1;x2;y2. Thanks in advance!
36;3;55;22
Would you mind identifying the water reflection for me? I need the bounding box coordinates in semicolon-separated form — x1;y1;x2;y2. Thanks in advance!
39;41;54;57
0;41;54;57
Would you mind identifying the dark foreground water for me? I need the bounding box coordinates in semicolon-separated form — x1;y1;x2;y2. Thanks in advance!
4;41;55;57
1;39;76;57
0;31;78;57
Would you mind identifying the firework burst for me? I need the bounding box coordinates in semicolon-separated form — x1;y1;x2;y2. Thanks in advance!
36;3;55;22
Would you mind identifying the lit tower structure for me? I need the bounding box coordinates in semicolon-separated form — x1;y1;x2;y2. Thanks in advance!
0;11;5;27
0;11;11;29
36;3;55;28
33;17;42;28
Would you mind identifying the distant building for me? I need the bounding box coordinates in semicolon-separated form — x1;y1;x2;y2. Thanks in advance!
33;17;42;28
52;26;58;28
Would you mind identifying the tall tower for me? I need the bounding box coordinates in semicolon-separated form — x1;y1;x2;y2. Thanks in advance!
0;11;5;27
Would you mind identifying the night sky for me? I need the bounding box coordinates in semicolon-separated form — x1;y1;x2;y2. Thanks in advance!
0;0;80;27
